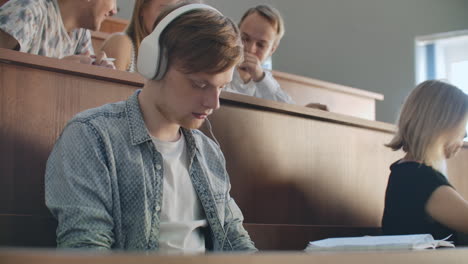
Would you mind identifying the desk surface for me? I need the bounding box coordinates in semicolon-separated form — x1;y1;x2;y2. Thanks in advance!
1;248;468;264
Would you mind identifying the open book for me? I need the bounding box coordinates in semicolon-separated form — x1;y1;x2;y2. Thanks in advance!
305;234;454;251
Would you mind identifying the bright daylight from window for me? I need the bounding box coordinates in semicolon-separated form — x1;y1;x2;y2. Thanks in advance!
416;32;468;141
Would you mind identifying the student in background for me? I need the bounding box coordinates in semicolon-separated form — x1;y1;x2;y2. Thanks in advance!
224;4;294;104
99;0;200;72
45;3;256;252
382;80;468;243
0;0;116;68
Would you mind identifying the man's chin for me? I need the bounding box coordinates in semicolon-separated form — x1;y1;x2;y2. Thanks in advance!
90;18;104;31
180;119;205;130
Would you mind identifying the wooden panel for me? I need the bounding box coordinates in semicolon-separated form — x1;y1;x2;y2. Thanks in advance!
2;248;468;264
1;49;467;250
207;100;401;227
447;147;468;199
0;55;138;216
0;215;56;247
100;17;128;33
273;70;383;120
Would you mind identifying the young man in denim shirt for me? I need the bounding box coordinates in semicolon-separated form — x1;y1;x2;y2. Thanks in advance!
45;3;256;252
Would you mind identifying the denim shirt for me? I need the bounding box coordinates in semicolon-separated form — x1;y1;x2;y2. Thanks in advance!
45;90;256;252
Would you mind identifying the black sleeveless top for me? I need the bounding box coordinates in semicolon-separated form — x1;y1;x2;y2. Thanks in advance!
382;161;454;241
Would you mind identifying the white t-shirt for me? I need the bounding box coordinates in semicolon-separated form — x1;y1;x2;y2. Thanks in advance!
152;132;208;254
0;0;93;58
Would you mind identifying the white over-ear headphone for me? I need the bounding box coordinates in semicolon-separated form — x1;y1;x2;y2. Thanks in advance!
137;4;222;80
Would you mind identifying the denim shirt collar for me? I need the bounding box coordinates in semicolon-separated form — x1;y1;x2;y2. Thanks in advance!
125;90;198;164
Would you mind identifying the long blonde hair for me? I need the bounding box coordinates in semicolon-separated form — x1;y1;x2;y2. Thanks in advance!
125;0;201;56
387;80;468;168
125;0;151;56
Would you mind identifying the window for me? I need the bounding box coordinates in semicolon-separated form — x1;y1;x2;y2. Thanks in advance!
416;31;468;140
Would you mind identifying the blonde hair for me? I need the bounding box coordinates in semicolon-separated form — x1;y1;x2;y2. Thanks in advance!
239;5;285;44
153;3;242;74
125;0;201;56
387;80;468;167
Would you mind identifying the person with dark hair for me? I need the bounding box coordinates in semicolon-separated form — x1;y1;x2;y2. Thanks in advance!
0;0;116;68
45;3;256;252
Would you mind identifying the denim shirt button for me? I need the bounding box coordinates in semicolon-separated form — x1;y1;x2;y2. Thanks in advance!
156;164;162;170
156;205;161;211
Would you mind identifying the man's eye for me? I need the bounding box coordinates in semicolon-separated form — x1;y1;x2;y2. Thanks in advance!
192;81;206;89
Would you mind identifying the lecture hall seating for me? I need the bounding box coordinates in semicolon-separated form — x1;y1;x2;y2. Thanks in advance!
2;49;468;251
91;17;384;120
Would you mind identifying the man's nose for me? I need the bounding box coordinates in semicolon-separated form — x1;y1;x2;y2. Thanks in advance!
203;89;220;111
244;41;256;54
110;1;118;16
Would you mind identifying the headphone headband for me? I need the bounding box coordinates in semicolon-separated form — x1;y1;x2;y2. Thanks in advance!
137;4;222;80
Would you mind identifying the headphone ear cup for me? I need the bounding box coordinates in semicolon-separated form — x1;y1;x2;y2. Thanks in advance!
137;32;160;79
154;47;168;80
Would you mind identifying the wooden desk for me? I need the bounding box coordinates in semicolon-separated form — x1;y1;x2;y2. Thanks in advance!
2;248;468;264
100;17;128;34
0;49;467;250
274;70;384;120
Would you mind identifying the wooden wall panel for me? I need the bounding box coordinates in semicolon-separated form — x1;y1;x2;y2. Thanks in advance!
99;17;128;34
447;149;468;199
0;215;56;247
0;60;137;217
208;102;401;227
1;49;467;250
274;71;383;120
3;247;468;264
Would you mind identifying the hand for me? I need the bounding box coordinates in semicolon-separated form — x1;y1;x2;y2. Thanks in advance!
61;51;115;69
238;52;265;82
305;103;329;111
91;51;116;69
61;50;93;65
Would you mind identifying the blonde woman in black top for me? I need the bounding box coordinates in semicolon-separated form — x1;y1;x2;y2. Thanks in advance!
382;80;468;242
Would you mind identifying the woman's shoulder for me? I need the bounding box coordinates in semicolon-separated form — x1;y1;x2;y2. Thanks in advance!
99;33;133;71
103;33;133;48
390;160;448;185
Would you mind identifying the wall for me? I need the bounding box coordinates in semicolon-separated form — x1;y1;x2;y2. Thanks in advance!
115;0;468;123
